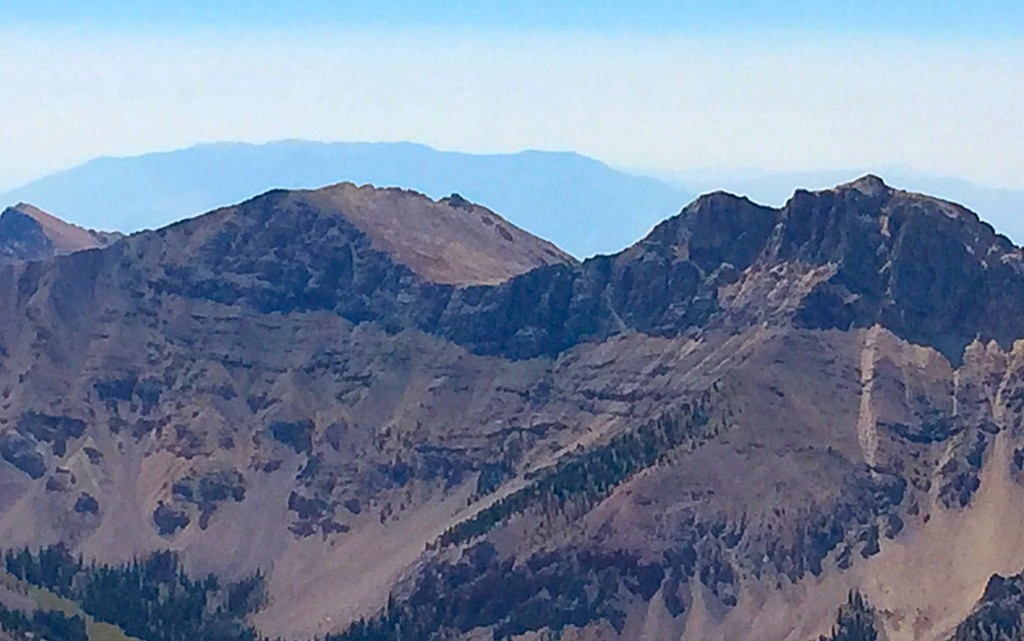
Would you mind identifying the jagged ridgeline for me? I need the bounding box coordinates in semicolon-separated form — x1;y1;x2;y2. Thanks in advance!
1;547;263;641
9;177;1024;641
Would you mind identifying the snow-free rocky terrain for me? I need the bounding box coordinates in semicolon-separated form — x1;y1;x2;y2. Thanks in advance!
1;176;1023;641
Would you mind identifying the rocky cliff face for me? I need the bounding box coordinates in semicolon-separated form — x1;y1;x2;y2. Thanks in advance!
425;174;1024;364
0;203;120;263
1;177;1023;641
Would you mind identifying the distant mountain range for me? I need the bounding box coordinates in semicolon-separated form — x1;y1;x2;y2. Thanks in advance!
4;142;1023;258
0;141;691;258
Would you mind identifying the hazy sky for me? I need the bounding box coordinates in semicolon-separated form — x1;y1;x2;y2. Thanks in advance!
2;1;1023;191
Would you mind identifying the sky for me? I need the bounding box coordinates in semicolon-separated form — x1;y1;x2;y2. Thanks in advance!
2;1;1023;191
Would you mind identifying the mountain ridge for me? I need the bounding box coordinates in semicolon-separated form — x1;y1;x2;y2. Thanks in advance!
1;176;1023;641
672;167;1024;245
0;141;691;258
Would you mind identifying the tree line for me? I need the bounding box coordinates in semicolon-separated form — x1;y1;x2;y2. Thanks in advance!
3;546;263;641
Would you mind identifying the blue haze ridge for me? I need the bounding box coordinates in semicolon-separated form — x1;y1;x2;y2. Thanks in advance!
0;141;691;259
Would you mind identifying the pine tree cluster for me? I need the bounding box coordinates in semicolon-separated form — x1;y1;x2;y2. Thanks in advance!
3;546;264;641
818;591;878;641
0;602;88;641
954;573;1024;641
441;392;720;546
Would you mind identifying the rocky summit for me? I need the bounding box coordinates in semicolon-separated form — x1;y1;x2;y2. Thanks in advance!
0;177;1023;641
0;203;120;264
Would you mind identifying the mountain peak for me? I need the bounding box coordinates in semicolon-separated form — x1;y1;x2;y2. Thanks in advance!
688;189;755;209
162;182;575;290
9;201;56;221
0;202;119;263
293;182;575;285
839;173;889;196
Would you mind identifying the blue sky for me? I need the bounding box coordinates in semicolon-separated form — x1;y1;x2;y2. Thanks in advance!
6;1;1024;35
2;2;1023;191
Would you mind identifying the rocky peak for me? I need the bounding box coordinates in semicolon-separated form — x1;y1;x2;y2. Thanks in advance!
634;191;777;273
422;176;1024;364
771;181;1024;359
841;173;890;197
0;203;119;263
166;183;574;289
301;182;575;285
